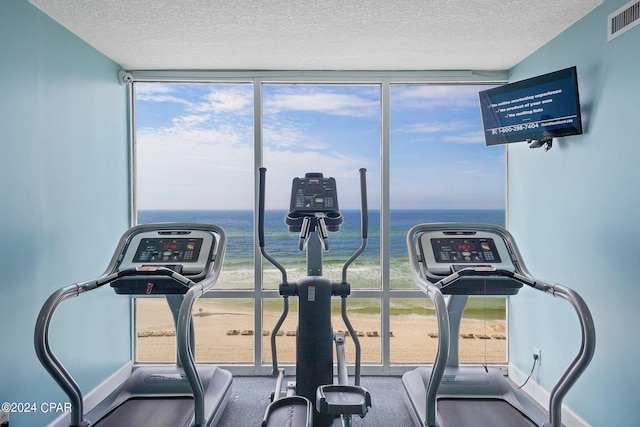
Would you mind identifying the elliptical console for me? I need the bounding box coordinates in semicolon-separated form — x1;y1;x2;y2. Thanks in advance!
286;172;342;232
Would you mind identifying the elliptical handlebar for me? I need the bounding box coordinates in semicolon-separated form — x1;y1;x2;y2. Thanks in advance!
258;167;267;249
341;168;368;284
258;167;288;285
359;168;368;240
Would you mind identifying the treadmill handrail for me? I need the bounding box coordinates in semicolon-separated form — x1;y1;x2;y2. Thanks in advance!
33;267;195;427
540;283;596;427
407;223;596;427
175;224;228;427
406;225;450;427
34;223;227;427
34;284;92;427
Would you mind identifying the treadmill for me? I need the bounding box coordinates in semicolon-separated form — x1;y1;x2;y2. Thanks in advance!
35;223;233;427
402;223;595;427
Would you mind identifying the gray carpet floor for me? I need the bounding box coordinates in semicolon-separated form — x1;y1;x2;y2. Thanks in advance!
217;376;414;426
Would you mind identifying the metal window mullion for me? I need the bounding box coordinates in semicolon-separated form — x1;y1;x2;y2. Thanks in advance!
129;82;137;227
253;78;264;372
380;78;392;373
129;82;138;361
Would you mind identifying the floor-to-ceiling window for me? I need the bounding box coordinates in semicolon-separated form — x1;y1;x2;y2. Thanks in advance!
131;73;506;373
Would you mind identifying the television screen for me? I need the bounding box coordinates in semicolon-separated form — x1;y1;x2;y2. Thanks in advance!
479;67;583;146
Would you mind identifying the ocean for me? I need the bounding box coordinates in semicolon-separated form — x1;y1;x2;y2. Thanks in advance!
137;209;505;292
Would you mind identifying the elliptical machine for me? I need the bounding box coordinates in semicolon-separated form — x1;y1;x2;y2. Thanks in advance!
259;168;372;427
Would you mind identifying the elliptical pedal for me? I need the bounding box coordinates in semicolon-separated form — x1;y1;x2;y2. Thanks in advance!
316;384;371;418
262;396;313;427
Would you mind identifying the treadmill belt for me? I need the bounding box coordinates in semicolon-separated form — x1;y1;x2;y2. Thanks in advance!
94;397;194;427
438;399;537;427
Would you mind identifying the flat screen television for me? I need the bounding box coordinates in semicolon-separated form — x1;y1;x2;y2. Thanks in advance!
479;67;583;147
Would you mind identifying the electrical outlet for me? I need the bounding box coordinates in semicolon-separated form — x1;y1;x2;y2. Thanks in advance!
534;348;542;366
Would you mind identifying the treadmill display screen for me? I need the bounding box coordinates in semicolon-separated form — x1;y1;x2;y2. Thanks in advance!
430;238;502;264
133;238;203;263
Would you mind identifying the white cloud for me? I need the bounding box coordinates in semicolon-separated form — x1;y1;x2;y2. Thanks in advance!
190;86;253;113
263;121;307;148
135;84;254;116
136;131;255;210
442;130;486;144
134;83;192;105
392;85;494;110
264;87;379;117
401;121;468;133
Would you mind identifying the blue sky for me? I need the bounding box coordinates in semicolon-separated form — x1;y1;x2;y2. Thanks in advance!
134;82;505;210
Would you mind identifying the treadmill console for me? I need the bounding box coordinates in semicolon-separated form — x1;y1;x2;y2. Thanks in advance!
132;237;204;264
430;237;502;265
118;229;215;276
286;172;343;232
419;230;514;276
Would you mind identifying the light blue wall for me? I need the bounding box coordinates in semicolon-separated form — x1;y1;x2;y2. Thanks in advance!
0;1;131;426
508;0;639;425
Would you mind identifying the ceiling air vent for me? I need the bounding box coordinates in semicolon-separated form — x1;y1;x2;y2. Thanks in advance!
608;0;640;41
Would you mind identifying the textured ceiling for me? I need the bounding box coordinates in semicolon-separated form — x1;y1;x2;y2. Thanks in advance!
29;0;604;71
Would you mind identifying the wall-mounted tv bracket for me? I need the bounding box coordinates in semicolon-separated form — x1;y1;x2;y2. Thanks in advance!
528;138;553;151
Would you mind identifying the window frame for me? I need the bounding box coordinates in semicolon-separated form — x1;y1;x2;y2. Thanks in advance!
129;70;508;376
